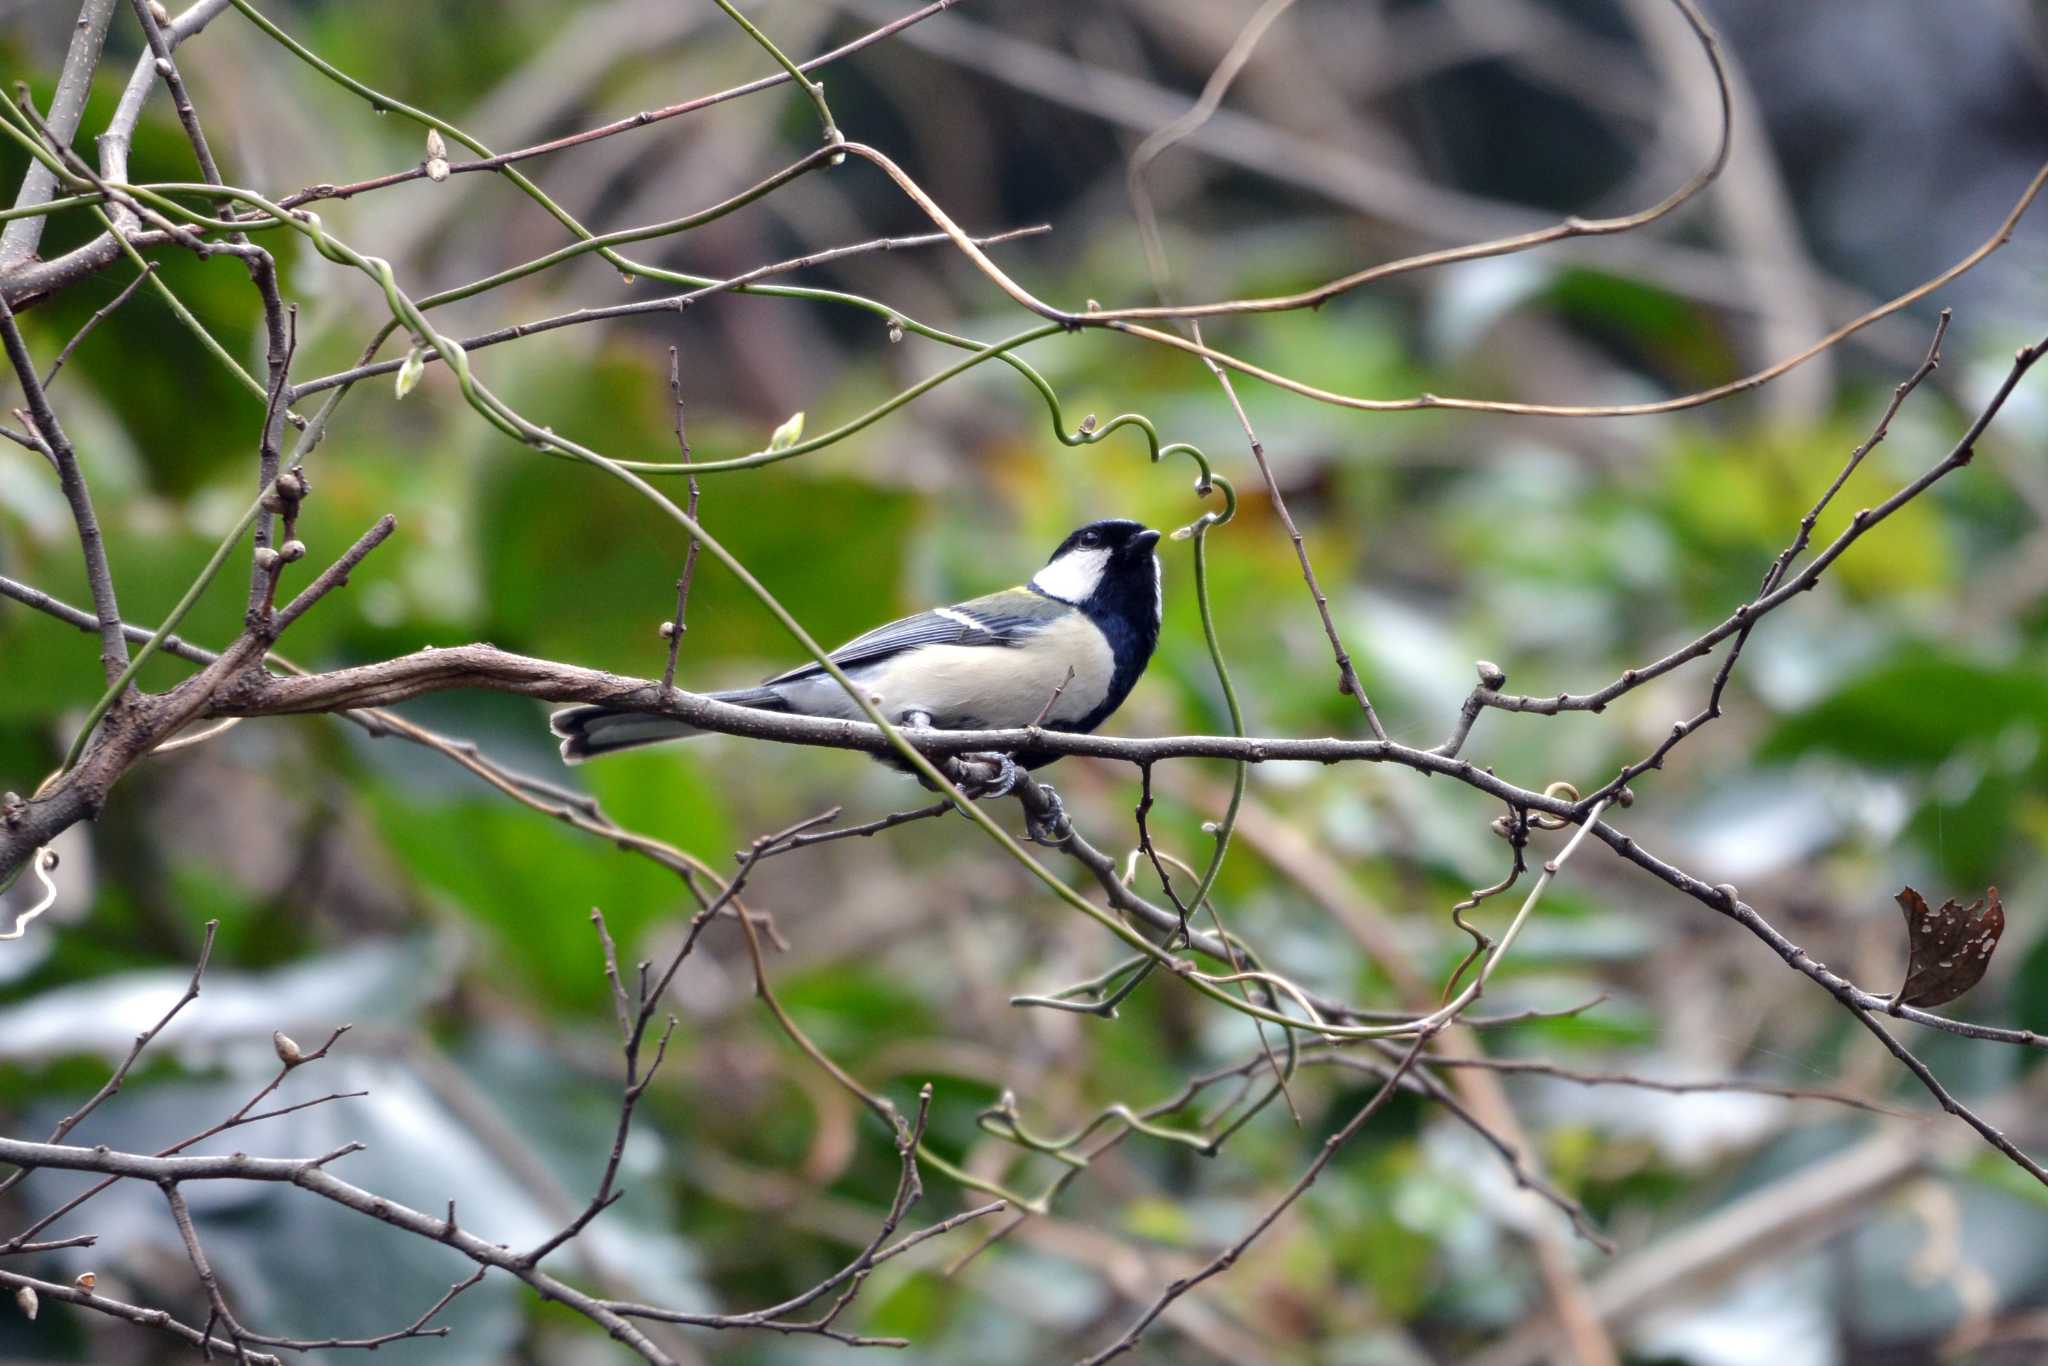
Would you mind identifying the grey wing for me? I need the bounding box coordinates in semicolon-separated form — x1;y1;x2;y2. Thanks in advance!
763;589;1062;685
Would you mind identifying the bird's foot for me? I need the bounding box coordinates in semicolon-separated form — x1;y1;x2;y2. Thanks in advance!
951;750;1026;801
941;756;1068;846
1022;782;1069;846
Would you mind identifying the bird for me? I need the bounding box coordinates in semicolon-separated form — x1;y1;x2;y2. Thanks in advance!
551;518;1164;770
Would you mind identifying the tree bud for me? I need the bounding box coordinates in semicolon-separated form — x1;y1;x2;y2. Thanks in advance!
424;130;450;184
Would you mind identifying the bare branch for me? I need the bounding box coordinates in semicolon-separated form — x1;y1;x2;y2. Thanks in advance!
0;1266;280;1364
41;261;157;389
286;224;1048;400
0;292;129;684
1080;1032;1437;1364
276;0;967;207
1476;329;2048;729
270;513;397;636
0;921;217;1198
0;1134;674;1361
0;0;118;265
124;0;227;187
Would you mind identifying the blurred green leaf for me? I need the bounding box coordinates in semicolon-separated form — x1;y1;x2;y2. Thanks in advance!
1122;1195;1197;1247
1763;651;2048;770
367;783;707;1008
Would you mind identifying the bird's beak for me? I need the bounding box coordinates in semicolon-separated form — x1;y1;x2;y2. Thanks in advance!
1135;529;1162;551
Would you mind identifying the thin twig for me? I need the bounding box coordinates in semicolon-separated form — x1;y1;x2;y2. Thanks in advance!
0;290;128;683
0;920;217;1196
1574;310;1954;806
40;260;156;388
270;513;396;636
276;0;965;207
659;348;699;692
754;800;955;860
1079;1031;1438;1364
284;224;1048;399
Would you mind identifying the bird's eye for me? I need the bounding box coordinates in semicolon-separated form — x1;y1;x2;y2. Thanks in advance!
1080;530;1100;546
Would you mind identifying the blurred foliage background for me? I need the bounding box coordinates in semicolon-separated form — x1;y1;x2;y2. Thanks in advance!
2;1;2047;1362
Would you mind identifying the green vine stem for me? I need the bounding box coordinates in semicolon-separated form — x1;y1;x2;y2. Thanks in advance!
708;0;842;147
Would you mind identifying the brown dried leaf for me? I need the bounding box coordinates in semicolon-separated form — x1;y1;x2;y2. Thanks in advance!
1894;885;2004;1008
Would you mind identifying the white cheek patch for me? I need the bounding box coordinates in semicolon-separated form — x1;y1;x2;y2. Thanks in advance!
1030;547;1110;603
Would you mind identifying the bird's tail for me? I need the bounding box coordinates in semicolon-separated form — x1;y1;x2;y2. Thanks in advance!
551;686;786;764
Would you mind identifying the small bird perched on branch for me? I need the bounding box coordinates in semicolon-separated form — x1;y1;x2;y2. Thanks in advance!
551;518;1163;768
